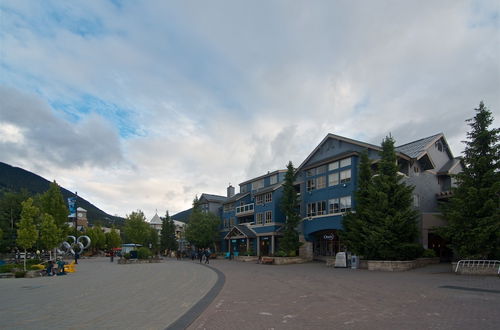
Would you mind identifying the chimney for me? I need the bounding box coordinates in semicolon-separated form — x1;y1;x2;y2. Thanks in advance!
227;184;235;198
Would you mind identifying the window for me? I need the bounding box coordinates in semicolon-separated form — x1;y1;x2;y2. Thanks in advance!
265;211;272;223
317;165;326;174
306;168;316;177
328;173;339;186
317;201;327;215
241;185;248;193
223;218;229;228
307;203;316;217
256;213;264;225
435;141;443;152
256;195;264;205
329;198;340;214
340;169;351;183
265;193;272;203
413;194;420;207
316;176;326;189
270;174;278;185
229;217;235;226
307;179;316;192
340;196;351;212
252;179;264;190
328;161;339;171
340;158;351;167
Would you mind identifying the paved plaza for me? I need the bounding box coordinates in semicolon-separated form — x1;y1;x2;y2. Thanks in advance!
0;257;217;329
1;257;499;330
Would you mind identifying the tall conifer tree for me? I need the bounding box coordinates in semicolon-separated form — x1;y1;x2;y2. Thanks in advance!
279;161;302;256
440;102;500;259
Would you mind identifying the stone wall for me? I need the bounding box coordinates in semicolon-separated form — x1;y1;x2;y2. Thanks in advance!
273;257;308;265
365;258;440;272
234;256;259;262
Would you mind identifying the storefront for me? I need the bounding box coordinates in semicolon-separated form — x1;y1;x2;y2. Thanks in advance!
312;230;343;257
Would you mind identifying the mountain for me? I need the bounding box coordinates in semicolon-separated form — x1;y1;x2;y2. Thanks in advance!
0;161;124;227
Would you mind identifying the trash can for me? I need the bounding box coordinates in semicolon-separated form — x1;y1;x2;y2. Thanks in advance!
351;255;359;269
130;250;138;259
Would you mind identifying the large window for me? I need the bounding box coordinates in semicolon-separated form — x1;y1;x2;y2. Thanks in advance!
252;179;264;190
241;185;248;193
328;161;339;171
307;179;316;192
270;174;278;185
265;193;272;203
307;201;326;217
328;198;340;214
340;169;351;183
265;211;272;223
256;213;264;225
316;176;326;189
306;168;316;177
229;217;235;226
223;218;229;228
340;196;351;212
340;157;351;167
223;203;234;212
317;165;327;174
256;195;264;205
328;173;339;186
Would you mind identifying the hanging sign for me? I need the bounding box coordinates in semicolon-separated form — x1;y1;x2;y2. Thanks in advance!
323;234;334;240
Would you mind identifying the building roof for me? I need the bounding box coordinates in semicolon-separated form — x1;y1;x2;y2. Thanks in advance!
171;208;191;223
77;207;86;212
395;133;443;159
438;157;462;174
200;193;227;203
224;224;257;239
239;169;287;186
223;192;250;204
253;182;283;195
149;213;162;225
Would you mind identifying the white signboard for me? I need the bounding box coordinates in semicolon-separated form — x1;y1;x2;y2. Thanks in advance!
334;252;347;268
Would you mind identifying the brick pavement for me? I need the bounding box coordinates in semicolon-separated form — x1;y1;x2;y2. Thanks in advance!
188;260;500;330
0;257;217;330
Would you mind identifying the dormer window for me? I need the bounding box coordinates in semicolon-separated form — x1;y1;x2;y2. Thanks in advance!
435;141;443;152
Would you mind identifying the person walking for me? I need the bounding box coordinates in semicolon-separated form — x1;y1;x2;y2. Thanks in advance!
198;249;204;263
204;249;210;264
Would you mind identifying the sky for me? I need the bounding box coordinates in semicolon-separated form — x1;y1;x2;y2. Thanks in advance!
1;0;499;220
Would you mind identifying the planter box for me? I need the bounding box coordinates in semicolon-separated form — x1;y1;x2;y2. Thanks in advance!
118;258;161;264
234;256;258;262
366;257;440;271
273;257;308;265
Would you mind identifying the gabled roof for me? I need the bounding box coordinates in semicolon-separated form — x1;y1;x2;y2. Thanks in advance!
395;133;444;159
200;193;227;203
149;213;162;225
239;169;287;186
253;182;283;195
438;157;462;175
224;224;257;239
223;192;250;204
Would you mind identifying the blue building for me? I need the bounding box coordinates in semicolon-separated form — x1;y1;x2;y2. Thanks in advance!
220;170;287;256
295;133;461;260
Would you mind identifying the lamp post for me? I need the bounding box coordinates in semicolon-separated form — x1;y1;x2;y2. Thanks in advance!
74;191;78;264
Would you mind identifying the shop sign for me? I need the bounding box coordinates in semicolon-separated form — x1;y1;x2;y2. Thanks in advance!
323;234;334;240
261;237;269;240
231;240;237;243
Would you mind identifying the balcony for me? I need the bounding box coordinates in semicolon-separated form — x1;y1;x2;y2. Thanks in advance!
236;203;254;217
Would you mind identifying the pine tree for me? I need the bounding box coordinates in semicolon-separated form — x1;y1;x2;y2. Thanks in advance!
279;161;302;256
185;197;219;249
160;211;178;254
440;102;500;259
342;137;419;260
341;150;373;256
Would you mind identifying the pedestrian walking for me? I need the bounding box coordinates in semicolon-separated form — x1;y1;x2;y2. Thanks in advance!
198;249;204;263
204;249;210;264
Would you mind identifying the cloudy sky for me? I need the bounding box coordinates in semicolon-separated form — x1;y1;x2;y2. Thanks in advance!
1;1;499;219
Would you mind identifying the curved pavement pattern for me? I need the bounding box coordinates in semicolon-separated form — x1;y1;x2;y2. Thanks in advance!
0;257;218;329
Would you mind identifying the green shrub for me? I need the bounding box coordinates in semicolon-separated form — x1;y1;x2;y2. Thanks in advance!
137;247;152;259
123;253;131;260
26;258;42;266
0;263;18;273
14;271;26;278
422;249;437;258
275;250;288;257
397;243;424;260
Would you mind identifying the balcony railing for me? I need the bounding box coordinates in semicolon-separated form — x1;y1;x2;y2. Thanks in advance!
236;203;254;216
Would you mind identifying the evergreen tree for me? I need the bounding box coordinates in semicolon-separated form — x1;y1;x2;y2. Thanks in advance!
440;102;500;259
279;161;302;256
0;190;30;252
341;150;373;256
160;211;178;254
36;181;69;228
185;197;219;249
17;198;39;270
342;137;419;260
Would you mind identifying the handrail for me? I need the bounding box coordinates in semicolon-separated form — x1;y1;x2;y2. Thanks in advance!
454;259;500;274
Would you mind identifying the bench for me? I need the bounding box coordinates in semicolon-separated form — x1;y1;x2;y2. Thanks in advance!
261;257;274;265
